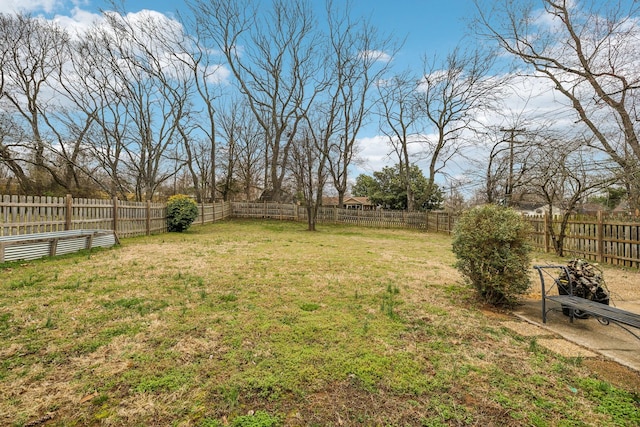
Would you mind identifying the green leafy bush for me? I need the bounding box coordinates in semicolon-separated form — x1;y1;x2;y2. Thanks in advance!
166;194;198;232
452;204;532;306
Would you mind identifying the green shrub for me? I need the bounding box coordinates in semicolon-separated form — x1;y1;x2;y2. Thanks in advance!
166;194;199;232
451;204;532;306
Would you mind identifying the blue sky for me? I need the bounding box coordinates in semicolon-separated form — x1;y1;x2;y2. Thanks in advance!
5;0;476;73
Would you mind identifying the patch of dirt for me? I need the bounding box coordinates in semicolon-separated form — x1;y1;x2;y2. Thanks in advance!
583;359;640;392
283;381;514;427
480;305;512;320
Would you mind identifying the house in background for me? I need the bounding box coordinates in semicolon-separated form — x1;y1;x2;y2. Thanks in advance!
515;202;564;216
575;202;608;215
322;196;375;210
343;196;375;210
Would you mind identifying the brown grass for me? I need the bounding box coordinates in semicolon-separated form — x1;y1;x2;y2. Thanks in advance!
0;220;638;426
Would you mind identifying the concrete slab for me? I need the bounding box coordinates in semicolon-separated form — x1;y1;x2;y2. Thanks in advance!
513;299;640;372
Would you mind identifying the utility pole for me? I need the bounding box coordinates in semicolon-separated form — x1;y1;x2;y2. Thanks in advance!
500;128;525;207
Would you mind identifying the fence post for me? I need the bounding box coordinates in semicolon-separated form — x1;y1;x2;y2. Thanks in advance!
146;200;151;236
113;197;119;234
65;194;73;230
597;210;604;263
544;214;550;253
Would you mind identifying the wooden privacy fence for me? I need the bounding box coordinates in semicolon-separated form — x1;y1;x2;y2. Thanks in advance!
527;212;640;268
313;206;454;233
233;202;456;232
2;196;640;268
232;201;297;220
0;194;231;238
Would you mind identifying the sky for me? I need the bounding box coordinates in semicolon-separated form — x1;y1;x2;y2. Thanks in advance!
0;0;559;194
2;0;478;75
1;0;476;55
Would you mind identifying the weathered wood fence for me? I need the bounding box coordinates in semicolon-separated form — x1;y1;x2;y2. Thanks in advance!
2;196;639;267
527;212;640;268
232;202;455;232
0;194;231;238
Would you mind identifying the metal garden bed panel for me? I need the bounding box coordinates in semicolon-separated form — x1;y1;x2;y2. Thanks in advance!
0;230;117;263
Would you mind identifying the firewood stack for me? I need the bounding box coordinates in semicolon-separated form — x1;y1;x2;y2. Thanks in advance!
558;259;610;318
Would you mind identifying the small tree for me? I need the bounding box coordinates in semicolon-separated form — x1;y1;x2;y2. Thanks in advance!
452;204;531;306
166;194;199;232
353;165;443;211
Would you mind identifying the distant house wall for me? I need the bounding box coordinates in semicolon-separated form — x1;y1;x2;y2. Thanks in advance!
343;197;375;210
322;196;375;210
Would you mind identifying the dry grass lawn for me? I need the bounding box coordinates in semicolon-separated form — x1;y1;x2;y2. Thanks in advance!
0;219;638;426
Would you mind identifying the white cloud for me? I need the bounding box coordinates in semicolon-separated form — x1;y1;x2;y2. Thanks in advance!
358;50;393;63
0;0;60;14
0;0;102;36
354;135;393;174
52;7;103;35
354;132;433;175
478;73;578;132
204;64;231;85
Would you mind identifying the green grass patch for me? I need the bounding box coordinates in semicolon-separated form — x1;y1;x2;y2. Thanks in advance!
299;302;320;312
577;377;640;426
134;368;194;393
0;220;637;426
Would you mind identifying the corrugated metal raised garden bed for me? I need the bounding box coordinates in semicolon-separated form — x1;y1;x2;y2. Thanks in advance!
0;230;118;263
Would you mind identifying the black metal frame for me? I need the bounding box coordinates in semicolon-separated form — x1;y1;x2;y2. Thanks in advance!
533;265;640;341
534;265;576;323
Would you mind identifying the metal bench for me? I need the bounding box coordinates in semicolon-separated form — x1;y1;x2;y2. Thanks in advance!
534;265;640;341
0;230;118;263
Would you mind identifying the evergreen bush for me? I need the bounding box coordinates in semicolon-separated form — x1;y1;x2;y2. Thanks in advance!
166;194;198;232
452;204;532;306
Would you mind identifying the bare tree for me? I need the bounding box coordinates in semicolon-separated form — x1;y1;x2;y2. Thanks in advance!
475;0;640;211
231;104;266;201
69;28;133;199
290;125;328;231
89;10;195;201
377;72;421;211
173;13;229;202
416;46;504;193
190;0;321;202
481;126;536;206
217;102;243;202
0;13;71;194
525;136;614;256
0;113;32;193
323;0;397;206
